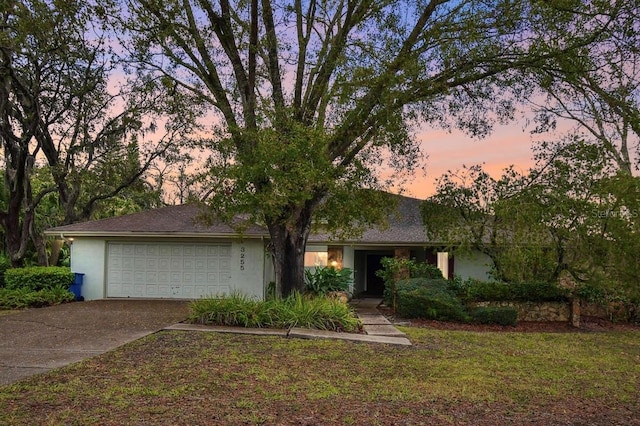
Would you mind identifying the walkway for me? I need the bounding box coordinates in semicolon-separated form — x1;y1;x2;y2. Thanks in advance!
349;297;407;336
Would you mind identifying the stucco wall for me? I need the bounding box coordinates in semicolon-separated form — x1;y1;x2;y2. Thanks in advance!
231;240;266;299
342;246;355;293
70;239;107;301
454;251;493;281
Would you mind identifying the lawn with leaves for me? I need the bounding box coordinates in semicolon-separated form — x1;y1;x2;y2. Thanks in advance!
1;327;639;425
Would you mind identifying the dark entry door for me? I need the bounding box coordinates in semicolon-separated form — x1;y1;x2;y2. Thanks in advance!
365;254;388;296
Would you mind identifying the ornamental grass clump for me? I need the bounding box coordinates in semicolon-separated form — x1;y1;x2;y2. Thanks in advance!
189;292;362;332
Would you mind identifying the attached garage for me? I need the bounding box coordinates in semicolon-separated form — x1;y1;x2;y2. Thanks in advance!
106;242;233;299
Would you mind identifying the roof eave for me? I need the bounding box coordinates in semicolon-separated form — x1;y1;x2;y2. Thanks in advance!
43;230;269;239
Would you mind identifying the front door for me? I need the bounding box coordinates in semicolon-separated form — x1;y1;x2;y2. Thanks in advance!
365;254;388;296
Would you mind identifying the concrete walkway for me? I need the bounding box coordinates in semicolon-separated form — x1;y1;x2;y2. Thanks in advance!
349;298;407;337
168;297;412;346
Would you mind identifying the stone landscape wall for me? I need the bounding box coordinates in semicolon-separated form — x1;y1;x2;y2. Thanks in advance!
471;301;573;322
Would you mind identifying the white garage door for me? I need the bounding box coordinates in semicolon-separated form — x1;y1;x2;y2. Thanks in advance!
107;242;233;298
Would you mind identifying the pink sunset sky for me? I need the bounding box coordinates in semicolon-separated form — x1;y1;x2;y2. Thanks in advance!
401;122;543;199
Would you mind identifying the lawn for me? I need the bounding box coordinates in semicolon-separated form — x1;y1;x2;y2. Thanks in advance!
1;327;639;425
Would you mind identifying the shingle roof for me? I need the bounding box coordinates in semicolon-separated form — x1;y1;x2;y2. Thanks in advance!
46;195;432;245
309;194;429;245
46;204;268;237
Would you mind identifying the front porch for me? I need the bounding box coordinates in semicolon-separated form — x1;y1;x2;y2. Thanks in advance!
351;247;454;297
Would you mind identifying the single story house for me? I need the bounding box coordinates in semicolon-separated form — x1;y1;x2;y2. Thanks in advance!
45;194;493;300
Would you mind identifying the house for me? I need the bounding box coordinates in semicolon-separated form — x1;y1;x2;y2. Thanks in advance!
45;195;493;300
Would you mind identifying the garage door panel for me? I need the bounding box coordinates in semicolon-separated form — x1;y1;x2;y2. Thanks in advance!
107;242;233;299
181;286;194;298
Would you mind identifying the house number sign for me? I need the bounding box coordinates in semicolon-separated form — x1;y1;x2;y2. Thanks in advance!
240;245;246;271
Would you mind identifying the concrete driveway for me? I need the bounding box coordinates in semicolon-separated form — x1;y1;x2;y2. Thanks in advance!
0;300;189;386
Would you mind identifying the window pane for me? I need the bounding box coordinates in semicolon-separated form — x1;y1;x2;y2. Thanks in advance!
304;252;328;267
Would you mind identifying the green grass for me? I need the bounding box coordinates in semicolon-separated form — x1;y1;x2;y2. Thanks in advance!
0;328;638;425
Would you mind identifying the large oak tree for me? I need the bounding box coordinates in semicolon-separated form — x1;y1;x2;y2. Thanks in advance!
0;0;190;265
120;0;623;295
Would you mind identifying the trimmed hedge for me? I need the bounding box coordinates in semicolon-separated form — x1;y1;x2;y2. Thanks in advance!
471;306;518;326
4;267;75;291
463;279;569;302
0;287;75;309
395;278;470;322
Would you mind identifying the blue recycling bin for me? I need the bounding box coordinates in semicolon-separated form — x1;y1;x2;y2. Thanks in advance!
70;273;84;301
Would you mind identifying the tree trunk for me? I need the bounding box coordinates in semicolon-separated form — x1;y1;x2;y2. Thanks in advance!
269;227;308;297
48;238;64;267
1;149;30;268
266;199;320;297
30;227;49;266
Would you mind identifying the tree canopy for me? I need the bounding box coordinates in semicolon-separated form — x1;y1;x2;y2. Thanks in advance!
116;0;624;295
0;0;190;265
424;137;640;304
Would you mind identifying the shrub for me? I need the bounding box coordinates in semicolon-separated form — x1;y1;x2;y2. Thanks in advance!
512;281;569;302
471;306;518;326
463;279;568;302
188;292;362;332
395;278;470;322
463;280;512;302
305;267;353;295
575;282;608;304
4;267;75;291
0;286;75;310
377;257;444;306
447;274;469;298
0;255;10;288
575;282;640;323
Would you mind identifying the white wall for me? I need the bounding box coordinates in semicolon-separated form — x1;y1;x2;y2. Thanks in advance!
342;246;355;293
454;251;494;281
70;239;107;301
231;240;266;299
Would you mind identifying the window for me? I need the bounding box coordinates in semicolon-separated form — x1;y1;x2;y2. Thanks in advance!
304;252;328;267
